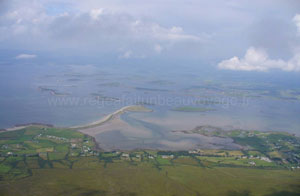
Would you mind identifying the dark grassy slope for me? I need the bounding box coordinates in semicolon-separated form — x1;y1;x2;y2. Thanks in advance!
0;161;299;196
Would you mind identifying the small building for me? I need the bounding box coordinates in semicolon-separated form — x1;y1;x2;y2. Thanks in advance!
188;150;198;154
260;157;272;162
162;155;174;159
122;153;130;158
71;143;77;148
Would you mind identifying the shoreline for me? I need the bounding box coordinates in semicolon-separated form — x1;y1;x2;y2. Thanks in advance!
70;105;152;129
0;105;152;132
2;123;54;132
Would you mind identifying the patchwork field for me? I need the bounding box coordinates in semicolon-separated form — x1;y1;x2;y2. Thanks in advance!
0;126;299;196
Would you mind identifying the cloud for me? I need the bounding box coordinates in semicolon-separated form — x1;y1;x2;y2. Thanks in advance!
119;50;132;59
293;14;300;34
218;47;300;72
149;25;202;42
47;12;203;44
118;50;146;59
0;1;206;57
218;14;300;72
154;44;163;53
15;54;37;59
89;8;103;20
0;0;298;61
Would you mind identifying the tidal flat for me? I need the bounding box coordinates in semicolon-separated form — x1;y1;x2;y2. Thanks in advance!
1;64;300;137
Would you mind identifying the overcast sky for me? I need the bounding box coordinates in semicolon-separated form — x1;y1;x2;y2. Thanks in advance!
1;0;300;71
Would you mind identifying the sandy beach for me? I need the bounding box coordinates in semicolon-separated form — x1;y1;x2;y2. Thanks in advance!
71;105;152;129
0;105;151;133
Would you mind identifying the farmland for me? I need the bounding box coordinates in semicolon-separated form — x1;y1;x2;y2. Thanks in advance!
0;126;299;196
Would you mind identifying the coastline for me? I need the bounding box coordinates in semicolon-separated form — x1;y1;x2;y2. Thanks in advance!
1;123;54;132
0;105;152;132
71;105;152;129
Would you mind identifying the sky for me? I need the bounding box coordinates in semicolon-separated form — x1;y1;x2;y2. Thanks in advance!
0;0;300;72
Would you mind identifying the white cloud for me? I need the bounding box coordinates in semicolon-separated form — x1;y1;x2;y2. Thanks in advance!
15;54;37;59
154;44;163;53
149;24;202;42
218;47;300;72
293;14;300;34
118;50;146;59
89;8;103;20
218;14;300;72
1;0;297;60
119;50;132;59
0;1;206;56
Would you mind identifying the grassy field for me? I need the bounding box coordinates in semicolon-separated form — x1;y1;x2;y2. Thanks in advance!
0;160;299;196
0;126;299;195
178;125;300;167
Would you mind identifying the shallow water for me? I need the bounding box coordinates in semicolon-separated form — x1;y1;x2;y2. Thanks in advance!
94;112;241;150
0;62;300;140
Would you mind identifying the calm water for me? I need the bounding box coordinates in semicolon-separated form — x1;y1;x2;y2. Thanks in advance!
0;61;300;138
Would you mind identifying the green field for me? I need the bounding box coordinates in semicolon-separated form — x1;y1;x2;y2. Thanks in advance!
0;160;299;196
0;126;299;196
